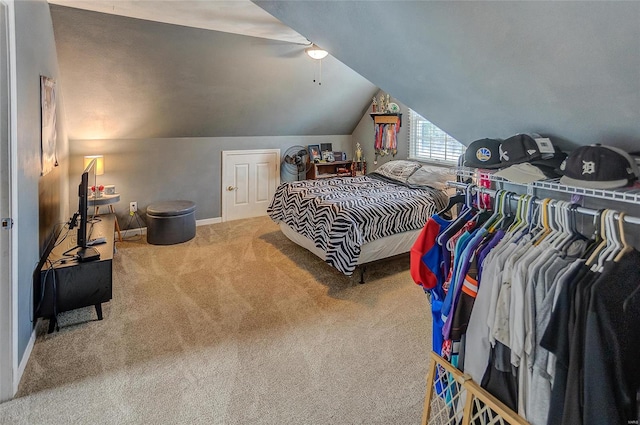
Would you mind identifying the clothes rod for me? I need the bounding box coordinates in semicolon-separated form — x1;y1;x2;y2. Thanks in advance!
446;181;640;226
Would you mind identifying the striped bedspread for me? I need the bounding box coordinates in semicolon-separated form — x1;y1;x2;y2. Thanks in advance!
267;175;447;275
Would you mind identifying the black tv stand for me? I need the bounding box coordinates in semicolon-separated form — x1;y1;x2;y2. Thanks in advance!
35;214;114;333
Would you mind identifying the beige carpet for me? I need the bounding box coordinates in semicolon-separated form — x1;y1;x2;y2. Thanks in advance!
0;216;433;424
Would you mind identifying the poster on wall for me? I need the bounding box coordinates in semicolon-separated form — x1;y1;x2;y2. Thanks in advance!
40;75;57;176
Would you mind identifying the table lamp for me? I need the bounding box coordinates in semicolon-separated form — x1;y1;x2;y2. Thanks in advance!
83;155;104;175
84;155;105;197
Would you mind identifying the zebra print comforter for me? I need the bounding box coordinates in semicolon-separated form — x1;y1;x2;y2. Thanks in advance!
267;175;447;275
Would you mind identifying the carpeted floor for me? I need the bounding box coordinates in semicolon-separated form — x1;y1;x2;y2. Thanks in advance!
0;216;432;424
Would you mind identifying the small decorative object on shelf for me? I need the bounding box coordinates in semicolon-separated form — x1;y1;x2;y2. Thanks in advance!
378;94;387;114
387;102;400;113
104;184;116;195
372;97;377;113
352;159;366;177
91;184;105;198
355;142;363;162
322;151;335;162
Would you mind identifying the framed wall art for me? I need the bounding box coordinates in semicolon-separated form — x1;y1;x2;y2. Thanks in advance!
40;75;58;176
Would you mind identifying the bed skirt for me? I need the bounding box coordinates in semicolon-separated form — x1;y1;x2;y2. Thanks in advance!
279;222;421;267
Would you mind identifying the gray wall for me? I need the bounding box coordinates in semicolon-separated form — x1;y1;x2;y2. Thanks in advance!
14;0;69;362
69;135;351;227
49;5;377;140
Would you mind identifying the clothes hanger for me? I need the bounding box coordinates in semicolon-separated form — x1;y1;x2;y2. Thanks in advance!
613;212;633;262
488;190;511;233
583;209;605;259
509;195;537;244
586;209;610;267
594;209;618;270
436;184;478;246
544;200;560;247
551;201;573;250
525;196;540;236
558;203;587;255
506;194;526;233
481;189;505;231
533;198;553;246
437;193;466;218
499;192;519;231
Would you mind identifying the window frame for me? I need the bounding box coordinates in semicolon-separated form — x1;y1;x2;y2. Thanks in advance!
408;109;465;166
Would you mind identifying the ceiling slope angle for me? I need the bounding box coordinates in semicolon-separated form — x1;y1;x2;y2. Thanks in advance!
255;1;640;151
49;4;378;139
48;0;310;44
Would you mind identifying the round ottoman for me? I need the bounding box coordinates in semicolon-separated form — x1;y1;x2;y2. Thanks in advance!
146;200;196;245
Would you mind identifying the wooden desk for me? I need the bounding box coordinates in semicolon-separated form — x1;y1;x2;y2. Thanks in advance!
37;215;115;332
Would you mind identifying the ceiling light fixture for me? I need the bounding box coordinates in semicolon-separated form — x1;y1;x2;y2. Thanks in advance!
305;44;328;60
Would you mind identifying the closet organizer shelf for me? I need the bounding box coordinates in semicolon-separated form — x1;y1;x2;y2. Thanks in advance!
446;181;640;226
455;166;640;204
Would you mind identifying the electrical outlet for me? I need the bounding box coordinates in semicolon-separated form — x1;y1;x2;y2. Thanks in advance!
129;202;137;213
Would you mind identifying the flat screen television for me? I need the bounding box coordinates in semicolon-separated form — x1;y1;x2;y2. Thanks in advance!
75;158;100;262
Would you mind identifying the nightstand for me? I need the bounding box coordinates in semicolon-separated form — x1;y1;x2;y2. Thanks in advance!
88;193;122;242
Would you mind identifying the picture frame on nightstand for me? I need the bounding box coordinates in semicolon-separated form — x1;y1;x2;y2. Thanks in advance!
308;145;321;162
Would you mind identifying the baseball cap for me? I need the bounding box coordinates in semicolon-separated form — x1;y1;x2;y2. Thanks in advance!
499;134;565;167
494;163;560;184
558;144;639;189
463;138;503;169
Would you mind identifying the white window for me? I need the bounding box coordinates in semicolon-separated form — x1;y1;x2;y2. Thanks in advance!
408;109;465;165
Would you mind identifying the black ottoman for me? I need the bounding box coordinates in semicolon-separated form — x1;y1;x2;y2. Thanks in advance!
146;200;196;245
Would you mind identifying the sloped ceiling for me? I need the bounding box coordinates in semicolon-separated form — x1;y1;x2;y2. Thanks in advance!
49;4;378;140
256;1;640;151
49;0;309;44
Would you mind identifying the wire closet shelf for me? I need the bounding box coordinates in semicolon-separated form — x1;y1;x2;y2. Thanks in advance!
455;166;640;204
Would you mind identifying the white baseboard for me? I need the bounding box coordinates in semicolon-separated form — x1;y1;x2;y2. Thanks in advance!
116;217;222;240
13;328;35;395
117;226;146;239
196;217;222;226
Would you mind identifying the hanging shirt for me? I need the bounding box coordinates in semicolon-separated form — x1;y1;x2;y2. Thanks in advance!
462;229;516;383
540;264;594;425
442;228;488;339
490;233;532;348
526;256;580;425
409;213;451;353
449;235;495;341
410;214;451;293
583;250;640;425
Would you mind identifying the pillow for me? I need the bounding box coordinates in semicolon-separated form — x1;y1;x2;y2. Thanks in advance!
406;165;457;190
371;160;422;182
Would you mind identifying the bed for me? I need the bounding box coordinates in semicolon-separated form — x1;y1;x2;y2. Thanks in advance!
267;160;455;278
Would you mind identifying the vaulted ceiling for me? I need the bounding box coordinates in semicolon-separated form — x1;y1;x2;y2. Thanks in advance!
256;1;640;152
51;1;640;151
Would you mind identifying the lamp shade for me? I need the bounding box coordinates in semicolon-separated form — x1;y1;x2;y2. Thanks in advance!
305;44;328;60
84;155;104;175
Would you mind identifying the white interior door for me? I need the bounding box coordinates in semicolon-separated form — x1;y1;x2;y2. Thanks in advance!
222;149;280;222
0;0;13;402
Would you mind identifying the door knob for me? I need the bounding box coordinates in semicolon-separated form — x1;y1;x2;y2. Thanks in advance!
227;186;237;191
